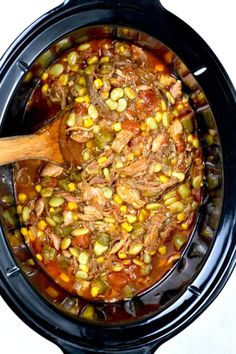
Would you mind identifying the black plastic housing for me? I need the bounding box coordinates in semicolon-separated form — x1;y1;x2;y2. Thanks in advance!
0;1;236;353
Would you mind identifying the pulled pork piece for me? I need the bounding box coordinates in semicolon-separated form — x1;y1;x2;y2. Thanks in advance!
111;130;134;153
83;206;103;220
109;232;129;255
40;163;63;177
169;119;183;142
170;80;182;99
120;159;149;176
159;74;176;88
70;130;94;143
144;212;166;250
79;182;107;207
49;233;61;251
133;179;178;197
116;182;145;209
152;133;168;153
34;198;45;217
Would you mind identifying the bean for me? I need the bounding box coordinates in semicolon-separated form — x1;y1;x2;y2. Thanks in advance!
178;184;191;199
103;186;113;199
117;98;127;112
83;149;91;162
105;99;118;111
78;252;89;265
128;243;143;256
49;63;64;77
67;112;75;127
67;51;77;66
46;216;56;227
94;241;108;256
110;88;124;101
40;187;53;198
75;270;88;279
124;87;136;100
87;56;98;65
162;112;170;128
164;197;177;206
88;104;99;119
145;203;161;210
72;228;89;236
146;117;158;130
78;43;91;51
61;237;71;250
172;171;185;182
22;206;30;223
168;201;185;213
69;247;80;257
49;197;65;208
192;175;202;189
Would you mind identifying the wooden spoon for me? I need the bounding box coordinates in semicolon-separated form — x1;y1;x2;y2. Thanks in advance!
0;111;82;166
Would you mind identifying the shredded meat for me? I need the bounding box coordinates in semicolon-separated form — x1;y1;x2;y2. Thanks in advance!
116;182;146;209
40;163;63;177
70;131;94;143
170;80;182;99
120;159;149;176
111;130;134;153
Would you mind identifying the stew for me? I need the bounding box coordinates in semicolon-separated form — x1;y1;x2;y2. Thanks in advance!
15;39;203;302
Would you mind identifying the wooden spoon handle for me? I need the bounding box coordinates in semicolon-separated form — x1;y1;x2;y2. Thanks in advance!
0;133;51;165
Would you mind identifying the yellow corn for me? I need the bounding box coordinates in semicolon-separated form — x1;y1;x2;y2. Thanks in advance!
122;259;131;265
159;175;169;183
36;253;43;261
20;227;28;237
126;214;137;224
83;118;94;128
120;205;127;213
35;184;42;193
139;209;149;222
79;264;89;272
100;56;109;63
60;273;70;283
58;74;68;86
75;96;85;103
88;104;99;119
103;168;110;179
41;72;48;81
67;182;76;192
114;195;123;204
192;137;200;149
37;220;47;230
28;229;36;241
41;84;48;94
112;263;123;272
113;122;122;132
87;55;98;65
96;256;105;263
94;78;103;89
68;201;78;210
17;205;22;214
49;207;55;213
118;251;127;259
98;156;108;166
79;76;86;85
133;259;144;266
91;287;100;297
18;193;27;203
182;223;189;230
121;222;133;232
177;213;185;222
158;245;167;256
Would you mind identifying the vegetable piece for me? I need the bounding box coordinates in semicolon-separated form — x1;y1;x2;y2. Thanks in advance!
173;234;187;251
94;130;113;149
49;197;65;207
121;120;140;134
94;241;108;256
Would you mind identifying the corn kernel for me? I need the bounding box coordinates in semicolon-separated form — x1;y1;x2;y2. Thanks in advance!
127;153;134;161
118;251;127;259
140;122;146;131
98;156;108;166
75;96;85;103
17;205;22;214
112;263;123;271
114;195;123;204
133;259;144;266
20;227;28;237
60;273;70;283
177;213;186;222
72;213;78;221
83;118;94;128
58;74;68;86
68;201;78;210
121;222;133;232
79;264;89;272
35;184;42;193
103;168;110;179
41;72;48;81
94;78;103;89
182;223;189;230
91;286;100;297
71;65;79;72
79;76;86;85
28;229;36;241
18;193;27;203
96;256;105;263
139;209;149;222
126;214;137;224
113;122;122;132
67;182;76;192
158;245;167;256
41;84;48;94
78;43;91;51
36;253;43;261
122;259;131;265
37;220;47;230
161;99;167;111
187;134;193;143
159;175;169;183
100;56;109;63
83;94;91;103
120;205;127;213
192;137;200;149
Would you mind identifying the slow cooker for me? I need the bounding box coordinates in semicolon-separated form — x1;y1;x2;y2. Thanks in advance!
0;0;236;353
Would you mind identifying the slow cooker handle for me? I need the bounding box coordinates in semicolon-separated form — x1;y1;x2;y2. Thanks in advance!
59;340;160;353
63;0;163;11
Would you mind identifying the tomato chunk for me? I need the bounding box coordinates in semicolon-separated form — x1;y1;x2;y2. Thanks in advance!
108;272;129;289
121;120;140;134
72;234;90;249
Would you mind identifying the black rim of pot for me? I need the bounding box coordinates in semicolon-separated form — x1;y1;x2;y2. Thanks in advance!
0;1;236;353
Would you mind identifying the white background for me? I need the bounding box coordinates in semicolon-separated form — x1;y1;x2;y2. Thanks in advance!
0;1;236;353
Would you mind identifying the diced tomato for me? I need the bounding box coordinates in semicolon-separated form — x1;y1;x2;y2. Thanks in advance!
49;177;58;187
75;103;87;115
108;272;129;289
139;89;158;106
192;188;201;203
121;120;140;135
176;140;186;153
72;234;90;249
